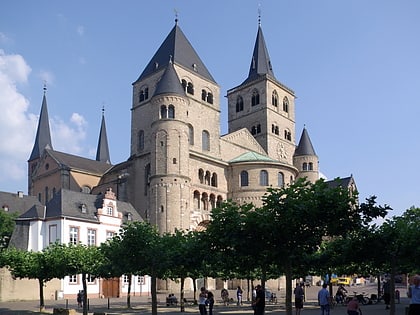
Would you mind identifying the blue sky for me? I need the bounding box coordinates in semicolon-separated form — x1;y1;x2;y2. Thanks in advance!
1;1;419;217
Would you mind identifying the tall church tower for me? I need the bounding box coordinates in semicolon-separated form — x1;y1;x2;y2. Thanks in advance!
28;85;53;195
128;20;221;233
227;20;296;166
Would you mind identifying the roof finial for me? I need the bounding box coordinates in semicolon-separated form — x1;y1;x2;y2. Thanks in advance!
174;8;178;25
43;81;47;95
258;3;262;26
101;103;105;117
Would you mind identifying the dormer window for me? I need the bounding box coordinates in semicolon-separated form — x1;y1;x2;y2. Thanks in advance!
80;204;87;213
127;212;133;221
2;205;9;212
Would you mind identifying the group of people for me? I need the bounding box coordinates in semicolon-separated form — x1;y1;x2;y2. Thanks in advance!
198;287;215;315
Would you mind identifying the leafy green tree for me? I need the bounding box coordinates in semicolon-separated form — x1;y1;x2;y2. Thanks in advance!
0;244;67;311
62;244;104;315
111;221;166;315
0;211;18;250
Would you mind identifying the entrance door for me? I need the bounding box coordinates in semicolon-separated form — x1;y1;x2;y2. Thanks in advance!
102;278;120;298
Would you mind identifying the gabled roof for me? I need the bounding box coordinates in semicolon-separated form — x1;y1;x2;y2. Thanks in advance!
242;25;277;85
0;191;43;216
294;128;317;157
135;21;215;84
326;176;356;190
29;90;53;161
96;113;111;164
153;60;186;97
230;151;277;163
46;149;113;175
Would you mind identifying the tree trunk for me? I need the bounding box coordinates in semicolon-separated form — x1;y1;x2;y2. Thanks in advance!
285;265;293;315
82;273;88;315
126;274;132;309
180;276;185;312
38;279;45;311
151;274;158;315
192;277;197;304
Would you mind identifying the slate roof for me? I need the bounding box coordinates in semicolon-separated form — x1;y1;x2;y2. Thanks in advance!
153;60;186;97
29;91;53;161
230;151;277;163
294;128;317;157
0;191;43;216
95;113;111;164
242;25;277;85
46;149;112;175
326;176;355;189
134;22;215;84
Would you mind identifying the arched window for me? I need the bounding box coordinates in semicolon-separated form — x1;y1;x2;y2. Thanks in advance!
211;173;218;187
272;90;278;107
202;192;208;211
283;96;289;113
257;124;261;134
205;171;211;185
209;194;216;209
201;89;207;101
144;87;149;100
207;93;213;104
138;130;144;151
240;170;249;187
252;90;260;106
216;195;223;208
198;169;204;184
188;124;194;145
309;162;314;170
168;105;175;118
187;82;194;95
139;90;145;102
181;79;187;92
144;163;151;195
260;170;269;186
275;126;279;135
303;162;308;171
194;191;200;209
202;130;210;151
284;130;291;141
236;96;244;112
160;105;167;119
251;126;257;135
139;87;149;102
278;172;284;187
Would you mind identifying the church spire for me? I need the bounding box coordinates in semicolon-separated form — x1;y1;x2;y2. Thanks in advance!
29;85;53;161
95;107;111;164
243;20;276;84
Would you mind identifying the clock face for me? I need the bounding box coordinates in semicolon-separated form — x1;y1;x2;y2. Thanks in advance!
277;142;288;160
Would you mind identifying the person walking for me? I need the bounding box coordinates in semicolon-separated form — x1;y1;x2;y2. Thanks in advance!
198;287;208;315
318;283;330;315
207;291;214;315
383;279;391;309
294;282;304;315
408;275;420;315
253;284;265;315
237;286;243;305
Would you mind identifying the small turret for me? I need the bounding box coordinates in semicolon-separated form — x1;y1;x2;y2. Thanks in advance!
294;127;319;183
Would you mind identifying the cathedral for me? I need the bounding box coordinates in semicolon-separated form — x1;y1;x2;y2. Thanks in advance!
1;18;355;300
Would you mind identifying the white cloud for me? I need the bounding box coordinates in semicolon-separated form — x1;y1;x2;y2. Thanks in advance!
52;112;88;155
0;50;90;192
0;50;35;186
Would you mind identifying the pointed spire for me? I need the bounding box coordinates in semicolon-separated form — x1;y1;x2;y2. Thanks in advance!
135;23;215;83
95;107;111;164
29;84;53;161
243;21;276;84
154;57;186;97
294;127;317;156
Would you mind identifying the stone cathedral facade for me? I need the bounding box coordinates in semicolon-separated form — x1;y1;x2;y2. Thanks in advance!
26;19;341;236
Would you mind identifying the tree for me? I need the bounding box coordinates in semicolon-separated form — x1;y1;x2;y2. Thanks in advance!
61;244;104;315
0;244;67;311
0;211;18;250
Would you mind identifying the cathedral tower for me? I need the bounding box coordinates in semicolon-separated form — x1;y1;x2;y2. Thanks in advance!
129;20;221;233
227;21;296;166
